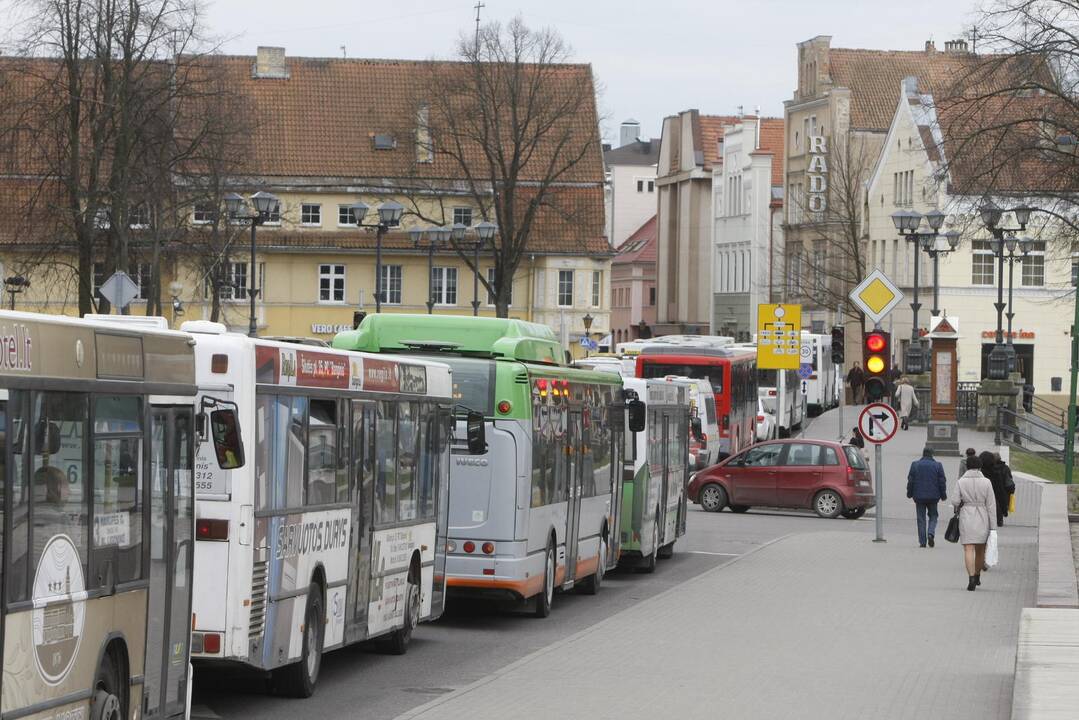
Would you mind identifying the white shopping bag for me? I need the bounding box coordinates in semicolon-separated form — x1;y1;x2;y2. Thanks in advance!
985;529;999;568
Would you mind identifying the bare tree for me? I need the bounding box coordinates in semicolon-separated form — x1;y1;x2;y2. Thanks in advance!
401;17;603;317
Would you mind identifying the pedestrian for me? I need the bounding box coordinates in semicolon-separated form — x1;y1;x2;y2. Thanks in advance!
846;362;864;404
994;452;1016;523
907;446;947;548
979;450;1012;527
952;454;997;591
894;377;919;430
958;447;976;477
849;426;865;449
886;365;902;407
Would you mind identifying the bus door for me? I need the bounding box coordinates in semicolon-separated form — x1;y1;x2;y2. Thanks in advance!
348;401;375;629
659;413;671;546
146;406;195;717
607;404;625;566
563;411;583;584
429;408;452;617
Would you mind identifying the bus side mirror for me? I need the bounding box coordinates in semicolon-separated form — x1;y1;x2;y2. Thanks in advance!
210;409;245;470
34;421;61;455
628;400;646;433
691;417;704;442
466;411;486;455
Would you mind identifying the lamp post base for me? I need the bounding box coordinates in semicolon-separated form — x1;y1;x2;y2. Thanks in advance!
987;343;1010;380
925;420;961;457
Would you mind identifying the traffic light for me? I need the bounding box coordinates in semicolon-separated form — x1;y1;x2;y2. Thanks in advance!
831;326;845;365
863;330;891;402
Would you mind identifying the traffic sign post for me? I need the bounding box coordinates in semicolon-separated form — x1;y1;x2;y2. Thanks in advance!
849;269;904;326
98;271;140;312
857;402;899;543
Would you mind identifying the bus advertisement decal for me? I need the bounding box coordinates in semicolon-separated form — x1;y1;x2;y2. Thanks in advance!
295;350;350;389
362;359;400;393
32;534;86;686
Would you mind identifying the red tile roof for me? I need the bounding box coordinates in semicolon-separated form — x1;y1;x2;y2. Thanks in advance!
752;118;786;188
697;114;742;170
613;215;656;265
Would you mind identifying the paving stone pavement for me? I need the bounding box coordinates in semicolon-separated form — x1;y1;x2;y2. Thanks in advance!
393;527;1036;720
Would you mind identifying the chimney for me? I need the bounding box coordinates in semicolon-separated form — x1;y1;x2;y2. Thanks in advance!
902;76;919;96
254;46;289;79
925;40;936;53
619;119;641;148
944;39;969;54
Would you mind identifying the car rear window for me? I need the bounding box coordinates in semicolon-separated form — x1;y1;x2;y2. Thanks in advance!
844;446;867;469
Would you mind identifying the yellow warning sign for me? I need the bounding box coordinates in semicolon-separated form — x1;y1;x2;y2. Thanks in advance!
756;304;801;370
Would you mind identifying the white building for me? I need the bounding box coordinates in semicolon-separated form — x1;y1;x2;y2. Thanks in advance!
712;116;785;339
866;76;1074;396
604;120;660;248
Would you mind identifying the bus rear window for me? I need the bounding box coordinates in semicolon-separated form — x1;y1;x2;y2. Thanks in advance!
639;362;723;393
437;357;496;417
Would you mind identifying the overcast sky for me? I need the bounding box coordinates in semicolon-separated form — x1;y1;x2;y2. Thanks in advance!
5;0;983;143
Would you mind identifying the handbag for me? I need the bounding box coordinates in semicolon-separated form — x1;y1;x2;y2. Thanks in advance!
944;501;962;543
1009;494;1016;513
985;529;999;567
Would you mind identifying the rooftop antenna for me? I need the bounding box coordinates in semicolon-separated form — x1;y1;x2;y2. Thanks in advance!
474;1;485;49
340;45;346;58
968;25;978;53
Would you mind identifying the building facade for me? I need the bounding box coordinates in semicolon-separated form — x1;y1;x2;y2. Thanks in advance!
604;120;659;249
712;116;785;340
611;215;657;346
655;110;739;335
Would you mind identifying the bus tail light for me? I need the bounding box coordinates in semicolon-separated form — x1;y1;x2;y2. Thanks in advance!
196;518;229;541
211;353;229;374
202;633;221;654
497;400;512;415
756;415;765;422
482;542;495;555
463;541;476;554
768;390;777;396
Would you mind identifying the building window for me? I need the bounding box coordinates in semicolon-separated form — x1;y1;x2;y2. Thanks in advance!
431;267;457;305
338;204;357;227
453;207;473;227
1021;241;1046;287
129;204;150;228
193;202;215;224
486;268;513;305
971;240;996;286
557;270;574;307
380;265;402;305
647;180;655;192
649;286;656;306
319;264;345;302
636;179;644;192
204;261;264;301
302;203;322;226
591;270;601;307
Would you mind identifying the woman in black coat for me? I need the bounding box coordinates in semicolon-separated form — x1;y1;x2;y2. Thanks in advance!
979;450;1009;527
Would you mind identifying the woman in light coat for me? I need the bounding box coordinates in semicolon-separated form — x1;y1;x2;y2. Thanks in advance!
952;454;997;591
894;377;919;430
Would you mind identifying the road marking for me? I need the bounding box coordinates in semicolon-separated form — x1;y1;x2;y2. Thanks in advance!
687;551;740;557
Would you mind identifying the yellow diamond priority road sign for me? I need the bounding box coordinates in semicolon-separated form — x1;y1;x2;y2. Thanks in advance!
849;269;904;325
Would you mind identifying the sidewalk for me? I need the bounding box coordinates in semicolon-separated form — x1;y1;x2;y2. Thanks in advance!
395;528;1036;720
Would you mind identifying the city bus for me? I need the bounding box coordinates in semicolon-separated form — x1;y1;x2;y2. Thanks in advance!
174;322;460;697
800;332;837;416
334;315;627;617
0;312;242;720
756;367;805;438
635;346;757;456
619;377;691;571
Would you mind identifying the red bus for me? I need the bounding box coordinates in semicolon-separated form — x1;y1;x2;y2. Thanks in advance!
635;346;758;456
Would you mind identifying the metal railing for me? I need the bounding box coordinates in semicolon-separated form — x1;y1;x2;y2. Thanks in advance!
1029;394;1067;428
908;383;979;426
994;405;1067;460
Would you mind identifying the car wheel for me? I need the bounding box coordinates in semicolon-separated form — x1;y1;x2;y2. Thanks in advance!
841;507;866;520
813;490;844;519
699;483;727;513
533;541;555;618
728;505;750;514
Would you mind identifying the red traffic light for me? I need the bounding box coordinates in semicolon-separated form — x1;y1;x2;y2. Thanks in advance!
866;333;886;353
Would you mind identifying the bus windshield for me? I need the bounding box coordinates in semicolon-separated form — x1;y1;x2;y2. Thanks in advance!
429;355;496;416
640;362;723;393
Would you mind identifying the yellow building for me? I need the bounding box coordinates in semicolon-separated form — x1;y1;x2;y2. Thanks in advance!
0;47;612;356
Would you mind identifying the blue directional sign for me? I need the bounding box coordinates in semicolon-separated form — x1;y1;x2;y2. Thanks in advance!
798;363;813;380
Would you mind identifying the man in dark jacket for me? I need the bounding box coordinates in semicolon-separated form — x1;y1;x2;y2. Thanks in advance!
846;362;865;404
906;446;947;548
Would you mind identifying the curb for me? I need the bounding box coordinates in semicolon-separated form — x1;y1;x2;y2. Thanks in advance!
391;532;796;720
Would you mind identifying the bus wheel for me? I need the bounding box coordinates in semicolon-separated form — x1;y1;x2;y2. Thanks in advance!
533;542;554;618
90;656;124;720
576;537;605;595
657;540;675;560
274;584;323;698
385;578;420;655
636;517;658;574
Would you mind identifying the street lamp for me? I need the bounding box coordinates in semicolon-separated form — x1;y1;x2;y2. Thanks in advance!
3;275;29;310
352;200;404;313
1002;235;1034;372
413;226;451;314
470;221;498;316
919;230;961;317
582;312;594;358
224;191;280;337
979;203;1031;379
891;208;944;374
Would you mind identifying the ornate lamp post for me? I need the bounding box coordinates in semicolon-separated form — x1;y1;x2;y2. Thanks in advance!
979;203;1032;379
352;200;405;313
411;225;451;314
470;221;498;316
999;234;1034;372
224;191;280;337
891;208;945;374
3;275;29;310
582;312;594;358
919;230;961;317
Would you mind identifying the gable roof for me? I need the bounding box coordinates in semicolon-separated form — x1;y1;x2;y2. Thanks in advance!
613;215;656;265
604;138;659;167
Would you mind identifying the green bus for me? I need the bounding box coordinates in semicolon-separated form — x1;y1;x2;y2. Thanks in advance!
333;315;627;616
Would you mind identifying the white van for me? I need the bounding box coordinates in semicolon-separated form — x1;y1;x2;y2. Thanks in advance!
665;375;720;468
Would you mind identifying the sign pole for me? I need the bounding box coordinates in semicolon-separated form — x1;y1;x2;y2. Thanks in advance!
874;444;885;542
836;301;844;440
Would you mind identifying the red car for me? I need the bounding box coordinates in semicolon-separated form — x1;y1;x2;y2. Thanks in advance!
688;439;874;519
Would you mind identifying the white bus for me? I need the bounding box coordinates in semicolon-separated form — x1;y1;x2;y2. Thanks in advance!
176;322;460;697
0;312;242;720
800;332;837;416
